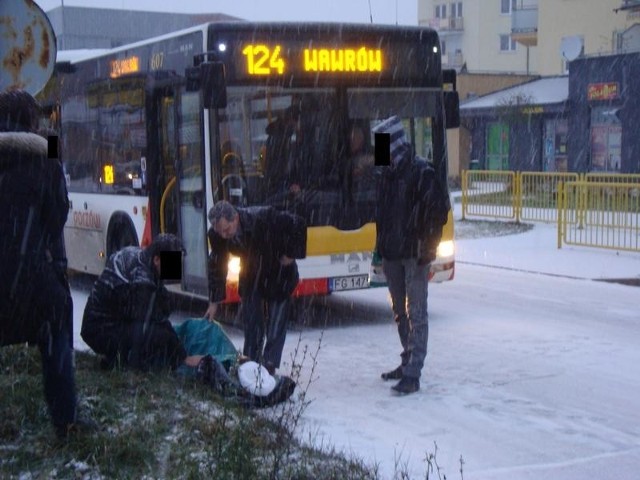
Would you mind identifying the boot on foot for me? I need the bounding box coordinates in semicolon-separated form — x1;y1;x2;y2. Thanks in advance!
391;376;420;395
381;365;403;381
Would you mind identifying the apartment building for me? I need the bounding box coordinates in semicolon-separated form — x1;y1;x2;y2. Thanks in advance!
421;0;640;175
419;0;536;73
418;0;639;75
517;0;637;75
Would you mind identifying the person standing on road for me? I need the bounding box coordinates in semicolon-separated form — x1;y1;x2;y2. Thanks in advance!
373;115;449;395
0;90;79;438
204;200;307;375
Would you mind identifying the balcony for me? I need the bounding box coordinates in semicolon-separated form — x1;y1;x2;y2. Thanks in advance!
443;51;465;69
428;17;464;32
511;6;538;47
615;0;640;12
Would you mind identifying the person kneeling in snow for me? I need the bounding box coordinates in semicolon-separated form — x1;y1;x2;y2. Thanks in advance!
81;234;203;371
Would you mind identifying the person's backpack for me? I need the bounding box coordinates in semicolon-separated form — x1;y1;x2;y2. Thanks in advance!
416;157;450;226
415;157;451;263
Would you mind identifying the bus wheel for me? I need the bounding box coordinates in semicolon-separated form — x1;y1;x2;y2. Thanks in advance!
107;214;139;257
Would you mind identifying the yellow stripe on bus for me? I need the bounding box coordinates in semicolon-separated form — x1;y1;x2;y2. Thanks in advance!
442;210;454;239
306;209;454;256
306;224;377;256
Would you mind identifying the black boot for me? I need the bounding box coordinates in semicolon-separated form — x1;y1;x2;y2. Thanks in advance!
391;376;420;395
381;365;403;381
197;355;244;397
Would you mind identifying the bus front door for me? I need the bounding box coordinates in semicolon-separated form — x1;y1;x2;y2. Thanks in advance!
174;90;208;296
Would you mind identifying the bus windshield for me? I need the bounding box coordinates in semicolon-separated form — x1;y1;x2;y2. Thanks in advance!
215;87;439;229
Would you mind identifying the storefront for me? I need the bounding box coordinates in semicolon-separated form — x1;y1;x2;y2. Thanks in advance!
460;54;640;174
460;77;569;172
567;52;640;173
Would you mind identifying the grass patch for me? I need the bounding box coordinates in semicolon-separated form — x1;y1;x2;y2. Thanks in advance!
0;344;377;479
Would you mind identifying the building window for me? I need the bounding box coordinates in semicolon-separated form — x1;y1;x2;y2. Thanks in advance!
591;108;622;172
544;120;568;172
500;34;517;51
501;0;517;14
435;4;447;18
441;39;447;56
451;2;462;17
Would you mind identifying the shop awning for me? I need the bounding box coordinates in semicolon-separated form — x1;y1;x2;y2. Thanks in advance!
460;76;569;116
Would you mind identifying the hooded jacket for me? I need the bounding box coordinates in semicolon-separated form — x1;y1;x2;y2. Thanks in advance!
81;246;187;369
207;206;307;302
1;131;70;341
82;247;172;330
375;148;450;263
0;131;68;271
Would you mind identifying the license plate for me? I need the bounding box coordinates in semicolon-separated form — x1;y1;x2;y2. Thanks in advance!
329;274;369;291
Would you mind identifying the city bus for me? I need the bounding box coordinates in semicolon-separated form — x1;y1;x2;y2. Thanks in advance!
44;22;459;302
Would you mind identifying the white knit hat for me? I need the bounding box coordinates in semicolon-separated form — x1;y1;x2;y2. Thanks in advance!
237;361;277;396
371;115;407;164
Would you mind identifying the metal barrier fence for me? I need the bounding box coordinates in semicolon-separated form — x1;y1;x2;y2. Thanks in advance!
461;170;518;220
462;170;640;252
559;181;640;252
519;172;580;223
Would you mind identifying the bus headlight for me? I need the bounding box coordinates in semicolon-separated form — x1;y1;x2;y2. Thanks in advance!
227;256;241;280
437;240;455;258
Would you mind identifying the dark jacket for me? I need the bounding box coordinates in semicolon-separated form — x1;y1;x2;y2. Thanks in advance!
81;246;186;369
375;150;450;263
0;132;68;270
0;131;70;344
264;117;297;195
208;206;307;302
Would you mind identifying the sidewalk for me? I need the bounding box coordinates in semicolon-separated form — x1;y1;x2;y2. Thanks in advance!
452;197;640;282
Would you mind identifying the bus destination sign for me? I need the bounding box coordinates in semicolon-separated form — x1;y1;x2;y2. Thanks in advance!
110;56;140;78
210;24;441;87
241;44;383;76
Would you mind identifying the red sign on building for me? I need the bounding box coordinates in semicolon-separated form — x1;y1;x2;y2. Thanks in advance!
587;82;620;101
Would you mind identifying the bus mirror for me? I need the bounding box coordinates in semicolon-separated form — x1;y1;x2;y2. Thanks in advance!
444;91;460;129
201;61;227;109
443;69;457;91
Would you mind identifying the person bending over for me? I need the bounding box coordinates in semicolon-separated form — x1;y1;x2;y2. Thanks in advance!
204;201;307;375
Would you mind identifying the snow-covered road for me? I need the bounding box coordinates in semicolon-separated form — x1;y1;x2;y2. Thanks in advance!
69;214;640;479
70;259;640;479
283;264;640;479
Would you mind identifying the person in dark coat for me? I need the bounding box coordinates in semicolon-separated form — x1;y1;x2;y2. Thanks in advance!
373;115;450;395
81;234;202;371
204;200;307;374
264;105;301;199
0;90;78;438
